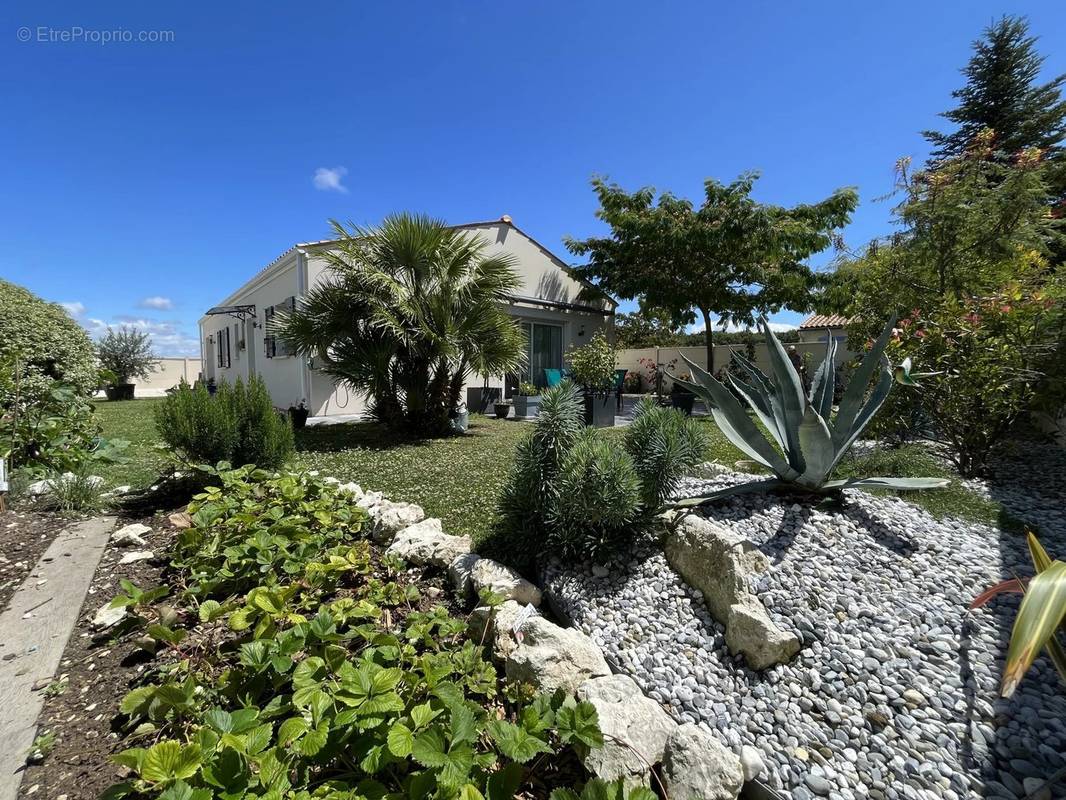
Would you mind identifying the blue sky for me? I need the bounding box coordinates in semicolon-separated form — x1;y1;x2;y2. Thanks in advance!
2;1;1064;355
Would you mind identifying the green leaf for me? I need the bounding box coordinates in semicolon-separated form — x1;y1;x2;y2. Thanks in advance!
410;701;440;729
1002;560;1066;696
486;763;524;800
203;707;233;733
119;686;155;716
276;716;309;746
140;741;202;784
197;600;223;623
410;727;449;769
296;723;329;756
487;720;552;764
555;701;602;748
448;702;478;745
387;722;414;757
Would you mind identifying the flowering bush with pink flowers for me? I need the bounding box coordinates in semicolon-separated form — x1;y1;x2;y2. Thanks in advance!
884;265;1063;475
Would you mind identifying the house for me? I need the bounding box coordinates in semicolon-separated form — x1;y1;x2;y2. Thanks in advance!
198;216;616;417
797;313;851;345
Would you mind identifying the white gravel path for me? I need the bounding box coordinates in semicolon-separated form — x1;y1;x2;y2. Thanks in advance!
543;447;1066;800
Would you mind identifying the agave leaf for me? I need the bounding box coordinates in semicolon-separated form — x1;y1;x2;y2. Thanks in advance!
677;355;799;480
808;334;837;420
820;476;951;491
758;317;806;470
1001;560;1066;697
728;373;786;453
827;359;893;473
797;404;835;488
832;316;895;450
1047;636;1066;686
668;479;788;508
1029;532;1053;573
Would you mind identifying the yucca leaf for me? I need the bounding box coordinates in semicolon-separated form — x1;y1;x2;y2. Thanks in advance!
832;316;895;450
970;578;1027;610
1001;560;1066;697
667;479;788;508
808;333;837;420
677;355;798;480
1029;532;1053;573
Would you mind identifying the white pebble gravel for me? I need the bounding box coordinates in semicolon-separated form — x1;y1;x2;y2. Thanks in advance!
543;447;1066;800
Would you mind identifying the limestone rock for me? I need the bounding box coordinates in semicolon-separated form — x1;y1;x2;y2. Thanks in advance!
92;603;127;631
504;616;609;694
111;523;152;547
449;553;481;600
577;674;677;785
470;558;542;607
739;745;766;782
665;515;798;669
385;518;472;568
371;500;425;543
118;550;154;565
468;600;537;661
662;723;744;800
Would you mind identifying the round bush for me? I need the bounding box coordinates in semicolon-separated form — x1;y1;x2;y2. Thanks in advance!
0;279;97;399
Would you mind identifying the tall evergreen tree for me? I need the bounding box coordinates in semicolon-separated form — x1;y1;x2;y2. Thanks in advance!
923;15;1066;163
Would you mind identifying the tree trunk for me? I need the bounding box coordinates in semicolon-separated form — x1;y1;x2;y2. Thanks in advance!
701;308;714;375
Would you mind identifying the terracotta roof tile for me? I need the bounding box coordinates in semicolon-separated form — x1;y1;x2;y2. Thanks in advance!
799;314;852;329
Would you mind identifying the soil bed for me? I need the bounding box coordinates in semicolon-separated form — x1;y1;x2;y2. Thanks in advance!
15;515;466;800
0;510;70;613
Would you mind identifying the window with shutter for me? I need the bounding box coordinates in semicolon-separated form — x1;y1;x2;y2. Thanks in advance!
264;305;276;358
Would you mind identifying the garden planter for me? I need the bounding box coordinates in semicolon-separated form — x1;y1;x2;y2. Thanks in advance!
494;402;512;420
466;386;501;414
289;406;310;429
671;392;695;415
583;393;616;428
513;395;541;420
105;383;136;401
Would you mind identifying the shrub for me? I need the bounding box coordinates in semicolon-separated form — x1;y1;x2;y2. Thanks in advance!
494;384;704;566
97;326;156;385
547;429;643;561
567;331;617;393
155;376;293;469
0;361;127;474
0;279;97;402
622;397;709;509
887;278;1064;476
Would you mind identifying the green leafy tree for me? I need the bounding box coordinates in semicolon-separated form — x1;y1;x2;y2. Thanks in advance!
923;15;1066;165
97;326;157;385
613;304;684;348
277;214;526;436
566;173;856;371
0;278;97;402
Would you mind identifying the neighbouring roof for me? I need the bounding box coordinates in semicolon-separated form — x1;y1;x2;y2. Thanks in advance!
799;313;852;330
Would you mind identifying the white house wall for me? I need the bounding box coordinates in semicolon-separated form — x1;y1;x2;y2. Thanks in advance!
198;253;308;410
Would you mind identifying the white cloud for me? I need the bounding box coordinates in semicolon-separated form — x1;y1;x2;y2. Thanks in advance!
78;315;200;357
139;295;174;310
313;166;349;193
60;301;86;317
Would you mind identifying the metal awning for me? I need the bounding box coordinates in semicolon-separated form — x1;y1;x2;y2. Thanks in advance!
205;304;256;320
508;294;614;317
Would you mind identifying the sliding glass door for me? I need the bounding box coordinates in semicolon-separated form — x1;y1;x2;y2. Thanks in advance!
521;322;563;388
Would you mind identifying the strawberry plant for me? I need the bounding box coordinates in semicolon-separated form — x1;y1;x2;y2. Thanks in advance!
105;466;611;799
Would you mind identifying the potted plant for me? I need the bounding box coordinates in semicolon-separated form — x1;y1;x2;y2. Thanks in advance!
670;372;695;415
97;326;156;401
288;399;310;429
206;377;218;396
493;399;512;419
568;331;617;428
513;381;542;419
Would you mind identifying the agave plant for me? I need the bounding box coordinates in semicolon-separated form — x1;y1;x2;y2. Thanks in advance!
971;533;1066;697
670;316;949;506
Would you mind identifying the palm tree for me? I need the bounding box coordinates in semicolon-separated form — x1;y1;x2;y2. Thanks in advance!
277;214;527;435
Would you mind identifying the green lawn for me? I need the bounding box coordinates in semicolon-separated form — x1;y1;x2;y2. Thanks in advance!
95;398;1008;545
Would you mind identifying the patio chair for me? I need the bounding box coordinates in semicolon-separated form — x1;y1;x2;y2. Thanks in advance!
543;368;563;387
613;368;628;411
